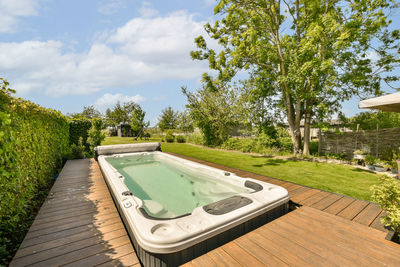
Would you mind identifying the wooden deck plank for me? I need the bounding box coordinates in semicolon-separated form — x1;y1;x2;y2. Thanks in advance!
221;242;265;267
191;253;218;267
290;209;399;265
299;190;331;206
207;248;243;267
322;196;354;214
337;200;369;220
62;243;138;267
234;235;289;267
290;188;321;203
370;211;389;232
353;203;383;226
97;253;141;267
14;222;124;259
255;225;336;267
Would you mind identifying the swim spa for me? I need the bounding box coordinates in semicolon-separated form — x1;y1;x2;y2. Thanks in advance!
96;143;289;266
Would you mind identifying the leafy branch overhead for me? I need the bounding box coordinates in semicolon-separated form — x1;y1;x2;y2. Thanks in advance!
191;0;400;155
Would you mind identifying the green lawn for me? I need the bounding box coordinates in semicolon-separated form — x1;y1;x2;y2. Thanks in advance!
101;137;382;201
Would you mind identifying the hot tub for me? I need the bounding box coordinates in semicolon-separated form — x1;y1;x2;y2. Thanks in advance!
96;143;289;266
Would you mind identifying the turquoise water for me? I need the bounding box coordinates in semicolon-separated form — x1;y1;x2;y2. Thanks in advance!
106;154;252;218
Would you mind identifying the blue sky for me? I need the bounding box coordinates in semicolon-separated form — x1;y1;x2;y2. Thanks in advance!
0;0;398;126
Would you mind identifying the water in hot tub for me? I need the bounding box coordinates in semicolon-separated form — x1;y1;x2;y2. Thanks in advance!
106;154;252;219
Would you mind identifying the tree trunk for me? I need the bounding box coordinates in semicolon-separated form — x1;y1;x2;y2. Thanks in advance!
286;112;302;154
303;109;312;156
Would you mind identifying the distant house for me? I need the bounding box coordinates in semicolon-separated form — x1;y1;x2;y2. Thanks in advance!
117;123;133;137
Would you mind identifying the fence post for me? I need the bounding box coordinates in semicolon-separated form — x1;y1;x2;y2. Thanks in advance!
376;123;379;158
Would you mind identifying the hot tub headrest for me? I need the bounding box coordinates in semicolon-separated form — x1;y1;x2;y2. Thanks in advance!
94;142;161;160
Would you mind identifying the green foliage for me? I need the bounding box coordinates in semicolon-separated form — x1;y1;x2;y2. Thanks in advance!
0;78;69;264
325;153;346;160
176;135;186;143
87;119;106;152
193;0;400;155
186;132;205;145
130;106;149;138
182;83;240;146
221;130;293;154
105;101;140;127
71;137;86;159
342;111;400;131
178;110;195;133
69;118;92;153
165;129;175;143
309;141;319;155
371;176;400;238
158;106;180;131
69;105;102;119
365;155;377;165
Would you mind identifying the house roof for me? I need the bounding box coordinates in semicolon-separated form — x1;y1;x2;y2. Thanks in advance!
359;92;400;112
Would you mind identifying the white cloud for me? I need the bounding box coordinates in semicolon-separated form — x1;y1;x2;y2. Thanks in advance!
1;9;212;96
94;93;146;111
0;0;40;33
98;0;126;15
139;2;158;18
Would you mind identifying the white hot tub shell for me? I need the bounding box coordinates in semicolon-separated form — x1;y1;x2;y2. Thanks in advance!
96;143;289;266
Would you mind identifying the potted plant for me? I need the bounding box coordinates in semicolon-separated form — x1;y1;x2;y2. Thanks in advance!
365;155;376;170
375;159;388;172
353;149;367;160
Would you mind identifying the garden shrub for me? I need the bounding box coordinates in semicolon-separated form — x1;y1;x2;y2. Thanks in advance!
87;118;106;153
165;130;175;143
0;79;70;264
371;176;400;240
186;132;204;145
176;135;186;143
71;137;86;159
69;118;92;153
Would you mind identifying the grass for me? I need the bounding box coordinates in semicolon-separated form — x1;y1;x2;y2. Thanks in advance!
102;137;382;201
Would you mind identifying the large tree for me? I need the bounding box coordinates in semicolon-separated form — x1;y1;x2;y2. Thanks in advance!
105;101;140;127
130;106;149;138
192;0;399;154
158;106;180;131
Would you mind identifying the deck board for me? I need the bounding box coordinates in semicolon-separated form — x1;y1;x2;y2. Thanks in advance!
184;206;400;267
10;159;139;267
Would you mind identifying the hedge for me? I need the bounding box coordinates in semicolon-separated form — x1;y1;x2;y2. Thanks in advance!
0;79;70;264
69;118;92;153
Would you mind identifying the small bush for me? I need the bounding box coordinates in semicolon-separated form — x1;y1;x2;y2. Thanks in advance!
186;132;204;145
165;129;175;143
69;118;91;152
87;118;106;154
176;135;186;143
71;137;85;159
326;153;346;160
309;141;319;155
365;155;377;165
371;176;400;239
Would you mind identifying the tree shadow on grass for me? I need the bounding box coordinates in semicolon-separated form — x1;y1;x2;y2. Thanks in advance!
252;158;289;167
351;167;375;174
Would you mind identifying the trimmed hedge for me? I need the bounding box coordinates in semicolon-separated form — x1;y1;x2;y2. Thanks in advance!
69;118;92;152
0;79;70;264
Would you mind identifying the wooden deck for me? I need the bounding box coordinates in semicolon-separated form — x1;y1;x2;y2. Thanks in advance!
10;159;140;267
11;155;400;266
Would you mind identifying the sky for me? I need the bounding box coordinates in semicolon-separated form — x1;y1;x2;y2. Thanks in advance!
0;0;399;126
